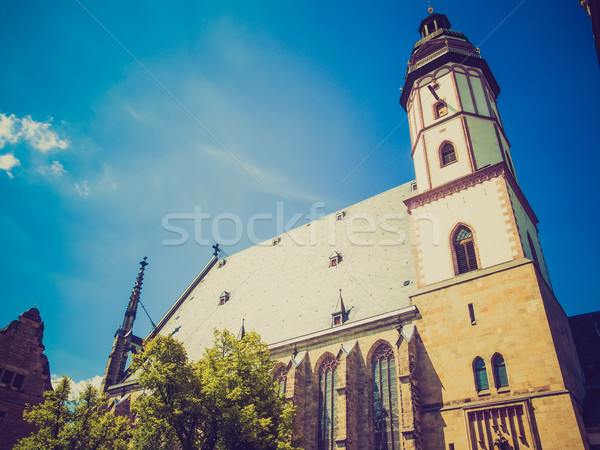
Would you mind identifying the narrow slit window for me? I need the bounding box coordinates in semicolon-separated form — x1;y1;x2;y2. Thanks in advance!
468;303;476;325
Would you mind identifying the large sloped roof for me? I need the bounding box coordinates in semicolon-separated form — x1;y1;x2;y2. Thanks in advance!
151;181;417;362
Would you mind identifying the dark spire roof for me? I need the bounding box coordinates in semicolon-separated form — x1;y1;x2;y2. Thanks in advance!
238;318;246;340
121;257;148;333
418;12;451;37
399;11;500;111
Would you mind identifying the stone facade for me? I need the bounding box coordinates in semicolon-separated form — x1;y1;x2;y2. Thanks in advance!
0;308;52;450
101;10;593;450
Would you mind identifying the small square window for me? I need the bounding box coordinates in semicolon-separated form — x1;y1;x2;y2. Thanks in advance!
1;370;13;388
434;100;448;119
329;251;342;267
12;374;24;391
219;291;230;306
333;315;342;325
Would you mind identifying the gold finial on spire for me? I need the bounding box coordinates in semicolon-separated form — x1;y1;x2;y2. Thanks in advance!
428;0;433;14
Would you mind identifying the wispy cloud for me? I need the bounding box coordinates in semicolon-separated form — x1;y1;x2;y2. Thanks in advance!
0;113;68;152
75;180;90;196
38;160;67;177
0;153;20;178
200;146;323;203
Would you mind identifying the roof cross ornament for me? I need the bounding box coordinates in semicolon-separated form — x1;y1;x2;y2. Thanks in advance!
212;243;221;257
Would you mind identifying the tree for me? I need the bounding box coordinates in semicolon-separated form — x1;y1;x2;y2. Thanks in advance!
15;376;131;450
131;330;301;450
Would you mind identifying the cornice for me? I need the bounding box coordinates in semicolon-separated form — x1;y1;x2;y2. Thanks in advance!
404;162;539;226
410;110;510;158
404;163;506;210
268;305;419;358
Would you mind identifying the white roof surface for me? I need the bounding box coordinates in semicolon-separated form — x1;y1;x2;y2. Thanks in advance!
154;182;417;361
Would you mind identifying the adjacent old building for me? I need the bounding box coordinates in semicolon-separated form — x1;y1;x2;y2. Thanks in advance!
102;10;592;449
0;308;52;450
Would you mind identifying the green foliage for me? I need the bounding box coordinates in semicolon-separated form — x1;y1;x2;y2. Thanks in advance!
131;331;301;450
15;376;131;450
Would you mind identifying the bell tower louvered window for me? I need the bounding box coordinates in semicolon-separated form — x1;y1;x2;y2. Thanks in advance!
318;355;338;450
454;226;478;274
372;344;400;449
440;142;456;166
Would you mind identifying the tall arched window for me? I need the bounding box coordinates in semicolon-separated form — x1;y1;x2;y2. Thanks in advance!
372;344;400;450
318;355;338;450
275;365;288;397
473;357;489;392
492;354;509;388
440;142;456;166
453;226;478;274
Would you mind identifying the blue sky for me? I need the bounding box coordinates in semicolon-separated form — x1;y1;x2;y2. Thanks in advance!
1;1;598;384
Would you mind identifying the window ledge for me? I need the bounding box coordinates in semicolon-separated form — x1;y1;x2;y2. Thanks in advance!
497;386;510;393
477;389;490;397
441;159;458;168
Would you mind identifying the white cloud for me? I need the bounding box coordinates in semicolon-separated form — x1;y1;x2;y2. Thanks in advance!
38;160;67;177
0;113;68;152
75;180;90;196
51;374;103;400
0;114;19;147
0;153;20;178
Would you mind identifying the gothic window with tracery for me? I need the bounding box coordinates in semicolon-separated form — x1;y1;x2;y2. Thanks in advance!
318;355;338;450
372;344;400;450
453;226;478;274
275;365;288;397
473;357;489;392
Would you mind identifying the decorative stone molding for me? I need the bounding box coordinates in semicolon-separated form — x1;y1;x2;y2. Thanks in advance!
404;163;506;211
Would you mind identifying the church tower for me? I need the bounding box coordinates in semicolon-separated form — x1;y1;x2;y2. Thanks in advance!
100;257;147;393
401;11;550;289
402;11;589;448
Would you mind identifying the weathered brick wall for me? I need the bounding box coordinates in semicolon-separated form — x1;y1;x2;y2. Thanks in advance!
0;308;52;450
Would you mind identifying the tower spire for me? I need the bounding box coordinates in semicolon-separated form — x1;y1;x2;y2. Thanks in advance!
101;257;149;393
121;256;148;334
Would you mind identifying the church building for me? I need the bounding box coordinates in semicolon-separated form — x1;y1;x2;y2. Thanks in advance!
101;11;591;449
